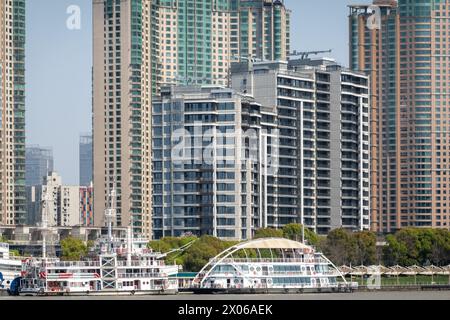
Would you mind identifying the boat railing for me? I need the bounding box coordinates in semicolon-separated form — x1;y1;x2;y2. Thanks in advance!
116;260;166;267
209;270;340;276
117;273;166;279
46;273;99;280
211;258;330;264
9;255;28;261
46;261;101;268
270;271;339;276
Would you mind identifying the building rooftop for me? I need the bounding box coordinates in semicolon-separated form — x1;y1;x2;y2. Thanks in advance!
349;0;397;9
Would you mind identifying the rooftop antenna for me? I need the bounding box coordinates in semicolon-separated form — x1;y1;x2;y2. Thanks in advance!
288;49;333;60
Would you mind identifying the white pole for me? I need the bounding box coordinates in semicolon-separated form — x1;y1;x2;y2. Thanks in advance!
127;226;132;265
300;101;305;244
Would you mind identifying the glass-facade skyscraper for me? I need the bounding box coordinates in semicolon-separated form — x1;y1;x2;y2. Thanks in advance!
0;0;26;226
25;146;54;187
349;0;450;232
79;134;93;187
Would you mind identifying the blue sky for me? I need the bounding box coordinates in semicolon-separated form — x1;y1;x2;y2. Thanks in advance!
26;0;370;184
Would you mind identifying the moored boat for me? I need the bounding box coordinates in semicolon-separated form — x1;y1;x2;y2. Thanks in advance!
14;187;180;296
191;238;356;294
0;242;22;291
18;235;179;296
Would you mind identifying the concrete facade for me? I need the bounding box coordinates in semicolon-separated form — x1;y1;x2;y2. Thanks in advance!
349;0;450;231
93;0;152;237
0;0;26;226
231;59;371;234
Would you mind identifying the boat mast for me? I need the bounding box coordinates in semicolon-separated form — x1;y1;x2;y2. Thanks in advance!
105;186;116;254
127;226;132;265
41;186;51;261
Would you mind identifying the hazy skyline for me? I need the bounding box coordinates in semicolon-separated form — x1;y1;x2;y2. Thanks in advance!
25;0;370;184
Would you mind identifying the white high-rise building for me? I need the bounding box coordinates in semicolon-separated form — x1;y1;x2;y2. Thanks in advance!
30;172;82;227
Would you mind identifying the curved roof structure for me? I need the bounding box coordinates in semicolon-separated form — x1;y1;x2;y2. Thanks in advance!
232;238;312;250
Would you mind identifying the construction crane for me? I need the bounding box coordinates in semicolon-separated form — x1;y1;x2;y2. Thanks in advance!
289;49;333;60
231;55;264;63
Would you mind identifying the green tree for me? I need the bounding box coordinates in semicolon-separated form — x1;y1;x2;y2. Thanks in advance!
429;229;450;265
353;231;377;265
182;236;237;272
9;249;20;257
254;228;283;239
383;228;450;266
60;237;88;261
282;223;321;246
148;236;198;266
322;228;357;266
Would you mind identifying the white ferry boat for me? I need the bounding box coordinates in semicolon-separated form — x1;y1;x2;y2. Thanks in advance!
17;234;179;296
192;238;355;294
0;243;22;290
13;188;180;296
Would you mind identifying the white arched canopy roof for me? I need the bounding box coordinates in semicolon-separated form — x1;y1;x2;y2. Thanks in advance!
233;237;313;251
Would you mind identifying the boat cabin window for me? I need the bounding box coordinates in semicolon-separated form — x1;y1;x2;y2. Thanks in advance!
211;265;235;274
273;265;301;272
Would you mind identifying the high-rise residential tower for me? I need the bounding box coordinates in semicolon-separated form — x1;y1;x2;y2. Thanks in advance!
152;59;370;240
236;0;290;61
93;0;290;239
153;0;291;89
349;0;398;233
350;0;450;232
26;146;54;187
152;86;263;240
0;0;26;226
79;134;93;186
153;0;236;88
232;59;371;235
93;0;152;237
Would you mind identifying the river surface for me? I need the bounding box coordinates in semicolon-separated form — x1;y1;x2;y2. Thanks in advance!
0;291;449;300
